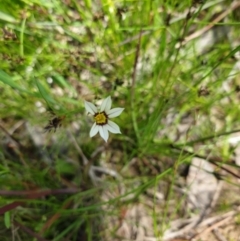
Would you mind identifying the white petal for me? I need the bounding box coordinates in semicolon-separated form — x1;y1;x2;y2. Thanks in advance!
107;108;124;118
106;120;121;134
100;96;112;112
99;126;109;142
85;101;97;115
90;123;99;137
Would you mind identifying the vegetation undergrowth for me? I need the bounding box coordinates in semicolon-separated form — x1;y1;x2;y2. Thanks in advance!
1;0;240;240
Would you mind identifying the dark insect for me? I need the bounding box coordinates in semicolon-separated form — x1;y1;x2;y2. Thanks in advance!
2;28;17;41
198;86;210;97
44;115;65;133
235;85;240;92
113;78;124;90
116;7;127;21
164;13;171;26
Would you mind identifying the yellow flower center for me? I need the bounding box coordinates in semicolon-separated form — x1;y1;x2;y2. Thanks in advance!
94;112;108;125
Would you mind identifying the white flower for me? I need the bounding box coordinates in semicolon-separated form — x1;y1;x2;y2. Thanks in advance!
84;96;124;142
